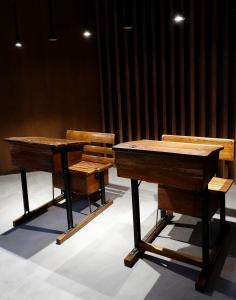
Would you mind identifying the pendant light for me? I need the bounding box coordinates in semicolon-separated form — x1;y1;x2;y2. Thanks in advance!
14;1;23;48
48;0;57;41
82;0;92;39
173;0;185;23
122;0;133;30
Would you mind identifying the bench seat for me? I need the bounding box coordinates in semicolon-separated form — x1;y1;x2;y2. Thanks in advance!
158;135;235;220
69;161;112;175
208;177;233;193
53;130;115;198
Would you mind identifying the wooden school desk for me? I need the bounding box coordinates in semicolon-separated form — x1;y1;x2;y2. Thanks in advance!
5;136;88;243
114;139;227;290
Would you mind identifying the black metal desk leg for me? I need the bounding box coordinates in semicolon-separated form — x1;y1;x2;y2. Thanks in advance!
61;149;73;229
220;194;226;234
20;168;30;214
98;171;106;205
124;179;142;267
202;190;210;273
196;190;210;291
131;179;141;249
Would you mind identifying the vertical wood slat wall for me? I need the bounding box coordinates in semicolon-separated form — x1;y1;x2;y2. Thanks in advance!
96;0;236;179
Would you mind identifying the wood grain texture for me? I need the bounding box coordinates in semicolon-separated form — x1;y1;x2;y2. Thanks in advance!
53;168;109;195
158;177;232;219
66;130;115;144
114;140;223;156
5;137;86;172
83;145;113;155
114;140;222;191
139;241;202;268
208;177;233;193
53;130;114;195
5;136;87;150
158;184;221;219
162;134;235;161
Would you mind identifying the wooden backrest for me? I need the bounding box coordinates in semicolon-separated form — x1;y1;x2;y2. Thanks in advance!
66;130;115;164
162;134;235;161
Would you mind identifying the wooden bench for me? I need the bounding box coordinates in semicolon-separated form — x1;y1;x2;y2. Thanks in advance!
159;134;234;219
53;130;115;228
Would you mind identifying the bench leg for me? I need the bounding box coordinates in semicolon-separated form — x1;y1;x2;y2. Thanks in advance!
220;194;226;234
87;195;92;213
98;171;106;205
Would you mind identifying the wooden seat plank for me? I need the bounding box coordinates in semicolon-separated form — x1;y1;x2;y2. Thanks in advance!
159;134;235;219
208;177;233;193
69;160;112;175
53;130;115;196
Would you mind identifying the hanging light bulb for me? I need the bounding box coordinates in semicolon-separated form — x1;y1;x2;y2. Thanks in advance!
14;1;23;48
15;41;23;48
173;0;185;24
82;30;92;39
82;0;93;39
173;14;185;23
122;0;133;30
48;0;58;41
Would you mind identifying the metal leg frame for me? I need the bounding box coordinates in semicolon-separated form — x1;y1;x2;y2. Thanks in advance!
20;168;30;214
220;194;226;234
14;167;63;226
56;170;113;245
124;179;174;267
98;171;106;205
195;190;210;290
124;179;143;267
87;196;92;214
125;183;229;291
193;190;230;291
60;148;74;230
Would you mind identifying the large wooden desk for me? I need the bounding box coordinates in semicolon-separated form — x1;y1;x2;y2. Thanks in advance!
5;136;88;243
114;140;227;291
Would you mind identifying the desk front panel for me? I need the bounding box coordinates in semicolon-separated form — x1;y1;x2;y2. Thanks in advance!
115;150;219;191
9;143;54;172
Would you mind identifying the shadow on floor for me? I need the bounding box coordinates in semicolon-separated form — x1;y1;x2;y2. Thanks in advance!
0;200;103;258
225;207;236;218
0;183;127;259
142;217;236;298
106;183;129;199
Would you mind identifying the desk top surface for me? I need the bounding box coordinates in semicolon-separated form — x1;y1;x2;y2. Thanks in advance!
113;140;223;157
5;136;88;150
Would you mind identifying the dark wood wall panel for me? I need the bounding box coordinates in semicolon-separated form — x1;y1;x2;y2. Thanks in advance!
113;0;123;142
96;0;236;179
198;0;206;136
0;0;101;174
132;0;141;140
189;0;195;136
150;0;158;140
159;0;167;136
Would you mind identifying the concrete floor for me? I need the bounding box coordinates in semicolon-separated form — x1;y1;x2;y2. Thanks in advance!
0;168;236;300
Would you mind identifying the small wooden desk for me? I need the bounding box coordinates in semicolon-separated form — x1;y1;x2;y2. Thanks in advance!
5;136;88;243
114;140;227;291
